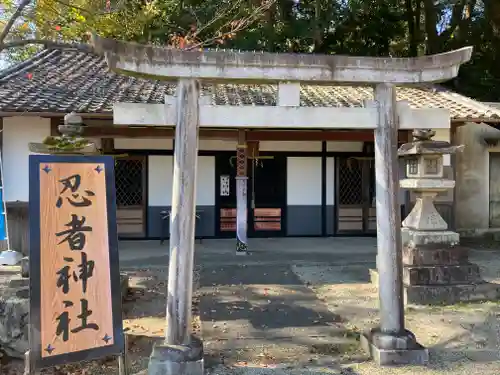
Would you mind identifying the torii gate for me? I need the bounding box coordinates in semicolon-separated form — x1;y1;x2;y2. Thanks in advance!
92;35;472;373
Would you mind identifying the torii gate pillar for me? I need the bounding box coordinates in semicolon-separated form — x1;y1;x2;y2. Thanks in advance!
94;35;472;370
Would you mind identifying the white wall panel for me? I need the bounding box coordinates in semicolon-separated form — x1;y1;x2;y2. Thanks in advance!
148;155;173;206
196;156;215;205
148;155;215;206
287;157;322;205
327;157;335;205
3;117;51;202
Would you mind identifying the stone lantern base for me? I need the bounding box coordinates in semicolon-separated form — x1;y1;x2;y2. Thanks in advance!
371;228;500;305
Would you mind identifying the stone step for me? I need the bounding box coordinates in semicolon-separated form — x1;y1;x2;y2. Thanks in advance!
403;264;482;285
404;282;500;305
402;245;470;266
369;269;500;305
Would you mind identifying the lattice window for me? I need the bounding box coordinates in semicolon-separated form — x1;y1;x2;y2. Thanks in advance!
408;158;419;175
339;158;363;205
115;159;144;207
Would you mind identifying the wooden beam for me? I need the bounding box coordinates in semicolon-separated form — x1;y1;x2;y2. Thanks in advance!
71;126;237;139
94;35;472;84
246;130;408;142
114;102;451;130
69;126;410;142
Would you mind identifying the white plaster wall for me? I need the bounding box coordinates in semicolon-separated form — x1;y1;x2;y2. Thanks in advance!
148;155;173;206
3;117;51;202
287;157;322;205
455;123;495;231
327;141;363;152
260;141;321;152
114;138;173;150
327;157;335;205
147;155;215;206
196;156;215;205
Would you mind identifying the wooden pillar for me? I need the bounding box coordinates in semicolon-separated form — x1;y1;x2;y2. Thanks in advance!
148;79;204;375
165;79;200;345
361;83;428;366
373;83;404;334
236;130;249;255
101;138;115;154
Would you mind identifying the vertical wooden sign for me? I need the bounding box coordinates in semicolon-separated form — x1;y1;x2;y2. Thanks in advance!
29;155;123;370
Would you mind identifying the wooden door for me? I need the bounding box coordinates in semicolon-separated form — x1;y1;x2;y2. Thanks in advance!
114;156;146;237
336;157;375;234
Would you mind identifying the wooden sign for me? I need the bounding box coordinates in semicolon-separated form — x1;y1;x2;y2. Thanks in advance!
28;155;123;369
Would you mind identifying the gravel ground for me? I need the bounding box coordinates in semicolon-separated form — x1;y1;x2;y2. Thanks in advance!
290;263;500;375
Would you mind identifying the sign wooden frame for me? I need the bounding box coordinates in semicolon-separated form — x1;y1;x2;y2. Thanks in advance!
28;155;123;370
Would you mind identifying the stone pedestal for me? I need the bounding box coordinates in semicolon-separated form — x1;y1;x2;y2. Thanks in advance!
401;229;500;304
360;328;429;365
148;336;204;375
371;226;500;305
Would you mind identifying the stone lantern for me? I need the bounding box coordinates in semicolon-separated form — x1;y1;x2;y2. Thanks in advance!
400;129;459;235
398;129;500;304
23;113;98;277
29;112;97;154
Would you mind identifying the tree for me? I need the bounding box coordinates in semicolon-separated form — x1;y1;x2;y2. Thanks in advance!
0;0;275;65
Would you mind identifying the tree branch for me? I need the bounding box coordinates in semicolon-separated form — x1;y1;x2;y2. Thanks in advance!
0;39;93;53
0;0;32;44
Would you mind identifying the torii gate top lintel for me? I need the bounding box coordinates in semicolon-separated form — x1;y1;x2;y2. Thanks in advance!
92;35;472;85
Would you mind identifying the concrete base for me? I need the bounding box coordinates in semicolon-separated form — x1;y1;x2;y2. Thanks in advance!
235;250;250;256
370;269;500;305
360;328;429;366
148;336;204;375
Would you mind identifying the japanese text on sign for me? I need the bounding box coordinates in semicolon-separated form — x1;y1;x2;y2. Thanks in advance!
38;163;114;357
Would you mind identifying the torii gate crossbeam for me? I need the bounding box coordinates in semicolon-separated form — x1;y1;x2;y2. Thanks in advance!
92;35;472;374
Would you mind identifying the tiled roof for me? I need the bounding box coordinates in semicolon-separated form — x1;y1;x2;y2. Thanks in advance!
1;48;500;121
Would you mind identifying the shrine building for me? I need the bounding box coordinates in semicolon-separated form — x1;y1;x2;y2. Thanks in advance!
1;47;500;252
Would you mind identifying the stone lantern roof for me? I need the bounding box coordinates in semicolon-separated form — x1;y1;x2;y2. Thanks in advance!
398;129;464;156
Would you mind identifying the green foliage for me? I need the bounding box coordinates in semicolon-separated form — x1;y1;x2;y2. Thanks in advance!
1;0;500;99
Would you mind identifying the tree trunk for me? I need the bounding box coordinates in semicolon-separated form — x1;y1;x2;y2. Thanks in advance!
313;0;322;52
405;0;419;56
422;0;440;54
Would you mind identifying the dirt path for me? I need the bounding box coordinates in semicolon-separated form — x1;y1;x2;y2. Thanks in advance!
199;263;366;370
